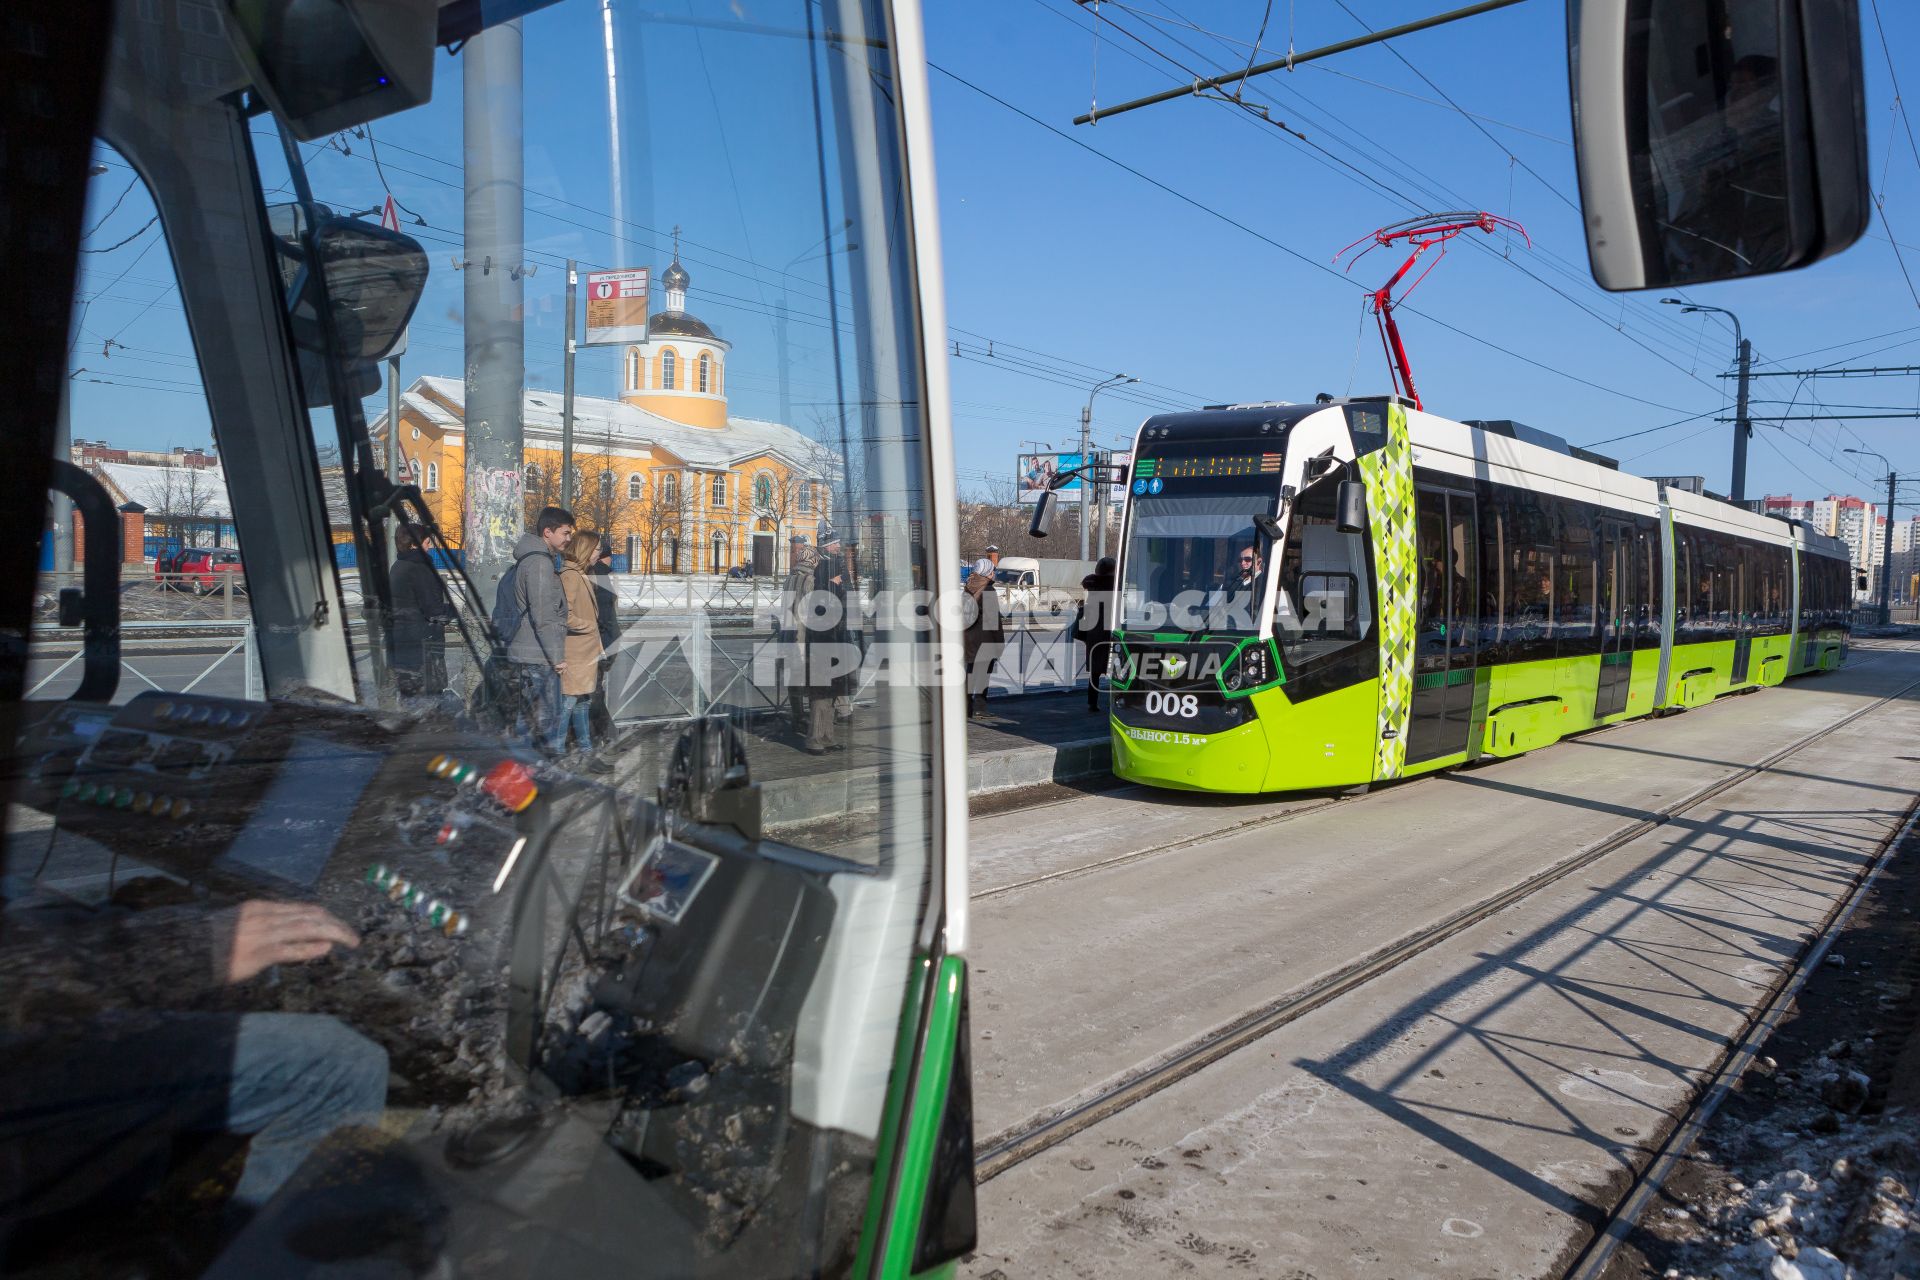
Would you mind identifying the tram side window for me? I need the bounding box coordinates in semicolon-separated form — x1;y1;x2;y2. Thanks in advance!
1274;481;1375;673
1636;520;1661;647
1555;499;1597;655
1500;488;1557;663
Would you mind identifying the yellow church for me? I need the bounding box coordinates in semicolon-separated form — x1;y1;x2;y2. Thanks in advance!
375;253;832;575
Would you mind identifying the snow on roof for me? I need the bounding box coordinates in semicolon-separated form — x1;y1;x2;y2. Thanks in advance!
94;462;232;519
408;374;828;473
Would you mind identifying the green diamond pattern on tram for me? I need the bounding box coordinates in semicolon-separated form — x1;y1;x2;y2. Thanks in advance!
1362;402;1418;781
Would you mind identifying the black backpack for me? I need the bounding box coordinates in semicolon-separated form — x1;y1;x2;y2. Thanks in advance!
491;558;527;647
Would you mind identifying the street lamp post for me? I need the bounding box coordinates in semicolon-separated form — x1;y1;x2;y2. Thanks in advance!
1844;447;1895;626
1081;374;1137;560
1662;298;1750;502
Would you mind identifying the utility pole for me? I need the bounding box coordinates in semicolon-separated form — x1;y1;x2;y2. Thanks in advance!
1080;374;1136;560
1662;298;1748;501
461;19;527;600
1731;337;1752;504
1845;448;1898;626
1884;470;1897;627
561;259;577;509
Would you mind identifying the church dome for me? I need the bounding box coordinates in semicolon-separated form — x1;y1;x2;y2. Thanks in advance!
661;258;690;292
649;310;717;340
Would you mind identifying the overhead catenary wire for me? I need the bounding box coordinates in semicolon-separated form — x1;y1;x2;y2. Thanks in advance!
931;59;1709;417
1104;0;1731;367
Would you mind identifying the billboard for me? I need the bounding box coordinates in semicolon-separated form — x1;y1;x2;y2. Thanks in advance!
584;268;650;346
1017;451;1135;505
1018;452;1083;505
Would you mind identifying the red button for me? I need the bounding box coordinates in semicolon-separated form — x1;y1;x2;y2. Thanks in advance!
481;761;538;813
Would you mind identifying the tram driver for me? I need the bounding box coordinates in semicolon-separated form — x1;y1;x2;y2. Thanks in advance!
0;895;385;1252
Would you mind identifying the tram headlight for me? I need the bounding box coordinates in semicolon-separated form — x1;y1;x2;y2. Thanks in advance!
1223;642;1273;693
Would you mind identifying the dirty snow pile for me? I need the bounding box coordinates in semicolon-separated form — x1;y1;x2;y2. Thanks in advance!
1650;1040;1920;1279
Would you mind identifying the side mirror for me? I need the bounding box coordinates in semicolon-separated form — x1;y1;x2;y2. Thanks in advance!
1567;0;1870;290
269;202;429;406
1336;480;1367;535
1029;490;1057;539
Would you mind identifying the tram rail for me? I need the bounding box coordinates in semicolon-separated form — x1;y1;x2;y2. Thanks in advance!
1562;782;1920;1280
972;663;1920;1183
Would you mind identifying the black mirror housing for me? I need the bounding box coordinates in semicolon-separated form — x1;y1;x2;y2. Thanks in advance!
1568;0;1870;291
1028;490;1056;539
1336;480;1367;535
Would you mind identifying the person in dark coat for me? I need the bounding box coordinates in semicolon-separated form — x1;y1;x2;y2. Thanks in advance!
800;528;851;753
1076;555;1117;712
389;522;451;697
962;555;1004;718
779;534;821;735
586;540;622;740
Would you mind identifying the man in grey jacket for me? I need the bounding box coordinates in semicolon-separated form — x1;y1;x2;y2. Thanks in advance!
498;506;574;753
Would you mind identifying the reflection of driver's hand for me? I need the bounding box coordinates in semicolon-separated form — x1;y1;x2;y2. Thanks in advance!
224;900;361;983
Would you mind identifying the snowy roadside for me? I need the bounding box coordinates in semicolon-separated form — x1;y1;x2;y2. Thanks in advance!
1603;816;1920;1280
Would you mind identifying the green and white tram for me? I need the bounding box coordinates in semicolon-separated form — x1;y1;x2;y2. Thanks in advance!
1109;397;1856;795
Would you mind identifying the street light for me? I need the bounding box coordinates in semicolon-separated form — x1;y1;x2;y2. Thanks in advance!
1662;297;1752;502
1844;446;1896;625
1081;374;1138;560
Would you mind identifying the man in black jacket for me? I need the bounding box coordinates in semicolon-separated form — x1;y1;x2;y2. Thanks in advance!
388;523;451;697
586;540;622;740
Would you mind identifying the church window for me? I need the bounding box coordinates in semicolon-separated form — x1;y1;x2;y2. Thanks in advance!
798;483;813;513
661;349;677;390
628;473;643;500
662;473;678;505
698;352;711;393
754;474;774;508
627;349;642;390
425;462;439;491
710;473;726;507
525;463;542;491
599;471;614;499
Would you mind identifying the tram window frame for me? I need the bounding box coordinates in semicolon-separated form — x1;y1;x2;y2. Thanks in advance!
1555;498;1599;657
1636;518;1662;648
1500;487;1558;665
1272;479;1382;699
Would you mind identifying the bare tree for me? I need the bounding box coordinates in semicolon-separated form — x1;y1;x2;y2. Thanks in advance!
571;434;635;546
626;469;693;573
522;459;564;528
139;465;223;549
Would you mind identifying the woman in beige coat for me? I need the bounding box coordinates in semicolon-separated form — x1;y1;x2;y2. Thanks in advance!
559;531;611;771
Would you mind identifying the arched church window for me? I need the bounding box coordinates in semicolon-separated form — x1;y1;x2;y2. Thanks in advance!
698;352;711;394
661;349;677;390
628;473;643;500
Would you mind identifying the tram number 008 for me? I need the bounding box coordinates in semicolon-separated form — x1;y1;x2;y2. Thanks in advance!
1143;691;1201;719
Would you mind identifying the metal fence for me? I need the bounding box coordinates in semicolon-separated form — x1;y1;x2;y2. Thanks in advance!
26;619;262;703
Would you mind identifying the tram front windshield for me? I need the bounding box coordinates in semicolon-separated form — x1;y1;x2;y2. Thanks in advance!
1121;487;1275;634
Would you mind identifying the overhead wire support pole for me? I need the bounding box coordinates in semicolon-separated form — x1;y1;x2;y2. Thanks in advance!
1727;365;1920;379
1721;412;1920;422
1071;0;1529;126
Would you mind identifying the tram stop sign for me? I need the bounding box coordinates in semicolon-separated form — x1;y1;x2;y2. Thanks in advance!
585;268;650;346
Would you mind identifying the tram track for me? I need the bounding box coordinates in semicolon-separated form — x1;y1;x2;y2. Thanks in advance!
971;664;1920;1184
1562;772;1920;1280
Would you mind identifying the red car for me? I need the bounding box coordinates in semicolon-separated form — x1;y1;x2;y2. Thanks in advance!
176;548;245;594
152;546;190;587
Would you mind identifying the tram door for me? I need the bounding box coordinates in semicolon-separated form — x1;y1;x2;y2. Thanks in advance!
1408;486;1479;764
1595;519;1634;719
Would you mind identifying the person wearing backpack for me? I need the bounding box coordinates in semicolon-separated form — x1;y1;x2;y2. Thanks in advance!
492;506;575;753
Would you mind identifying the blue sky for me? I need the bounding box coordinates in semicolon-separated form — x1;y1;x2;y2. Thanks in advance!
71;0;1920;509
